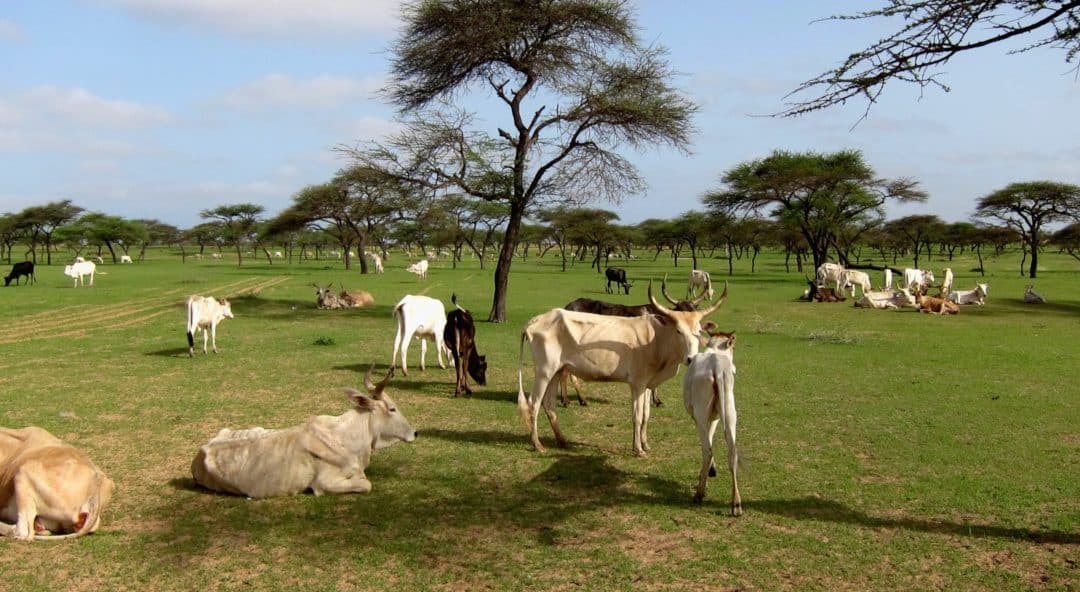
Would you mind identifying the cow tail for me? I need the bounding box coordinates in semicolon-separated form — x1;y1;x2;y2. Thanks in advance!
185;297;196;349
517;329;531;429
34;473;105;541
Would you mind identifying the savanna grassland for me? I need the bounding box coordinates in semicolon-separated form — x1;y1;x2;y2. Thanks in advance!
1;247;1077;591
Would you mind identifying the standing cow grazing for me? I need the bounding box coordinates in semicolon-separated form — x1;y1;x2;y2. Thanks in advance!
683;328;740;515
443;294;487;397
604;267;632;295
391;295;448;375
4;261;35;286
518;282;727;457
186;295;234;357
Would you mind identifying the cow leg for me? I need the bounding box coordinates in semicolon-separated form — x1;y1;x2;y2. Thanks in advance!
312;470;372;495
693;418;720;503
209;323;218;353
542;381;568;448
527;375;549;453
557;371;570;407
201;327;209;354
391;328;405;375
418;338;427;371
641;390;653;453
399;330;413;375
630;388;649;458
434;333;447;370
9;470;39;540
722;396;741;517
650;387;663;407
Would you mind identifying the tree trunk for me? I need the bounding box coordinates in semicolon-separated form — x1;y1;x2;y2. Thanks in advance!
1028;236;1039;278
488;201;525;323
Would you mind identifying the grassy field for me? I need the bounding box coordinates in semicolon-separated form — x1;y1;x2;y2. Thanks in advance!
1;247;1078;591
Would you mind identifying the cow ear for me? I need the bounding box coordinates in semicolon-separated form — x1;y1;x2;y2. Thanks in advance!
344;388;376;410
728;333;736;348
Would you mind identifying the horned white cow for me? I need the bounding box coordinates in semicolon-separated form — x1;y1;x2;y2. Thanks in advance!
947;283;989;305
1;426;116;540
854;288;916;310
687;269;714;300
816;262;845;291
840;269;872;298
119;255;133;264
63;260;96;287
191;368;416;498
682;329;741;515
517;282;727;457
391;295;448;375
367;252;384;273
903;268;935;293
406;259;428;279
186;295;234;357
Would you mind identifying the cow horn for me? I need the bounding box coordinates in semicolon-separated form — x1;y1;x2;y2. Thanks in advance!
647;280;673;317
660;275;680;306
698;281;728;317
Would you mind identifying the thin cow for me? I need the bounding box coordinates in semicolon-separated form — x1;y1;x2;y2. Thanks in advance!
443;294;487;397
604;267;632;295
517;281;727;457
186;295;234;357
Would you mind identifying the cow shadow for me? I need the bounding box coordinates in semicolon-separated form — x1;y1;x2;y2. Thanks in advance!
144;347;192;358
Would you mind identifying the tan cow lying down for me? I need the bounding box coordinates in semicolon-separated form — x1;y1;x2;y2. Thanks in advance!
1;426;115;541
191;368;417;498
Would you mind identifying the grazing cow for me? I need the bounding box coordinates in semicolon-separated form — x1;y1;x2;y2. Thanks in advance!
687;269;714;300
63;260;96;287
1;426;116;540
406;259;429;279
191;368;416;498
940;267;954;295
805;277;846;302
903;268;935;293
816;262;846;291
914;288;959;315
4;261;35;286
947;283;989;305
211;253;222;259
1024;285;1047;304
443;294;487;397
119;255;133;264
604;267;632;295
338;286;374;309
517;282;728;457
391;295;448;376
682;328;741;515
367;252;384;273
186;295;234;356
854;288;916;310
312;283;346;310
840;269;872;298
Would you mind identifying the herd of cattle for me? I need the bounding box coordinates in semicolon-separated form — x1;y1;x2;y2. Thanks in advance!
0;256;1056;539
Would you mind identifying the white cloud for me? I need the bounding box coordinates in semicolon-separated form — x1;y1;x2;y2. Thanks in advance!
218;74;384;112
92;0;402;36
0;19;25;43
337;116;404;143
21;86;174;128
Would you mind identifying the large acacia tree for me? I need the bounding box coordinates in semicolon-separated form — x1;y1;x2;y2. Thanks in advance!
782;1;1080;118
973;181;1080;277
355;0;696;322
200;204;264;266
704;150;926;270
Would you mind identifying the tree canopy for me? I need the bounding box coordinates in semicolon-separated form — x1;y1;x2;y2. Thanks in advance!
973;180;1080;277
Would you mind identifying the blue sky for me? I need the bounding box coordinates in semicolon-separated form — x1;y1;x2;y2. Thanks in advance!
2;1;1077;229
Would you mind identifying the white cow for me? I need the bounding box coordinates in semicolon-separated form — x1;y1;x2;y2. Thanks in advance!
63;260;96;287
947;283;989;305
840;269;872;298
191;368;416;498
816;262;846;291
390;295;447;375
211;253;222;260
93;256;104;264
1024;285;1046;304
406;259;429;279
273;251;284;258
186;295;234;357
687;269;714;300
884;268;893;290
367;252;384;274
682;328;740;515
854;288;916;310
517;282;727;457
940;267;954;295
903;268;935;293
119;255;133;264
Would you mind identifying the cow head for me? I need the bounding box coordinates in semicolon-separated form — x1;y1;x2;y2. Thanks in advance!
467;353;488;386
217;298;234;319
648;280;728;365
662;275;703;310
357;367;418;448
976;283;989;298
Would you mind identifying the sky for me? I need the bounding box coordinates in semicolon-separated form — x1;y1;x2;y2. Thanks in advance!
2;1;1078;230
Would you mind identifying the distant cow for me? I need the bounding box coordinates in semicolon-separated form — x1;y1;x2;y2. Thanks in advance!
0;426;116;540
191;368;416;498
119;255;133;264
903;268;935;293
63;260;96;287
816;262;846;291
443;294;487;397
186;295;234;356
604;267;632;295
805;276;846;302
367;252;384;273
840;269;872;298
940;267;954;295
854;288;916;310
914;288;958;315
947;283;989;305
391;295;448;375
687;269;714;300
313;283;346;310
4;261;35;286
339;286;374;309
406;259;429;279
1024;285;1046;304
682;328;741;515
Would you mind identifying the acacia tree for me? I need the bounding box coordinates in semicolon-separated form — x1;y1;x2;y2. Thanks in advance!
353;0;696;322
704;150;926;270
200;203;264;266
974;181;1080;277
782;2;1080;118
882;214;945;269
1051;222;1080;261
20;200;83;265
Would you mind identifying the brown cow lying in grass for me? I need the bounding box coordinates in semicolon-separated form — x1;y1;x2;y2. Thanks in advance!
914;288;959;315
0;426;115;541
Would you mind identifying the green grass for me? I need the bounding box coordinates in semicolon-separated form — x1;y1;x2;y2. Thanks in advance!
1;249;1078;591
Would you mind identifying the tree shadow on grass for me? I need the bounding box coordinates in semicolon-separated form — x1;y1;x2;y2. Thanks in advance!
743;496;1080;544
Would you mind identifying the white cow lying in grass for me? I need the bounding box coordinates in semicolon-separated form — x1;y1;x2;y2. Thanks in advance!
947;283;989;305
682;327;741;515
191;368;416;498
854;288;916;310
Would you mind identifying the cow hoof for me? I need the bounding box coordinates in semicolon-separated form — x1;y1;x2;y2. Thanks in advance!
692;492;705;504
708;466;717;478
731;504;743;517
635;450;648;459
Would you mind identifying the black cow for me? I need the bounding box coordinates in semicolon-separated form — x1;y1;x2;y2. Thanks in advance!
604;267;632;295
805;276;846;303
443;294;487;397
4;261;35;286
